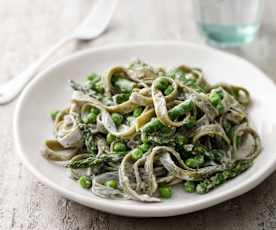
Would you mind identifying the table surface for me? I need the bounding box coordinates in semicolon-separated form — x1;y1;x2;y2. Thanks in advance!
1;0;276;229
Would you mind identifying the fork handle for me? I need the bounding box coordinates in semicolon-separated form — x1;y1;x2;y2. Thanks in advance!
0;36;74;104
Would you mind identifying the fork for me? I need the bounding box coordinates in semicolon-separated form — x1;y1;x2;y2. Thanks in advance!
0;0;118;104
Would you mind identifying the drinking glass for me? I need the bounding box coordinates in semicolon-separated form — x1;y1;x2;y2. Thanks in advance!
193;0;264;47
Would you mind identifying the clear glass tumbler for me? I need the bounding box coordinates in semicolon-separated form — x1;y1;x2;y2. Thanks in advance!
193;0;264;47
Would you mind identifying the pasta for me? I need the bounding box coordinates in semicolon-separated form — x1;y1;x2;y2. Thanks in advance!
43;59;261;202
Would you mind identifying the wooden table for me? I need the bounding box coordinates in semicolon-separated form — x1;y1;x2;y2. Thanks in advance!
1;0;276;229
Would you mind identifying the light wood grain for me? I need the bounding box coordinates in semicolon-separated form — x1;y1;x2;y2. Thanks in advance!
1;0;276;229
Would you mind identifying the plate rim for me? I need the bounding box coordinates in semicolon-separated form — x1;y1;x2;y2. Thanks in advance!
13;41;276;217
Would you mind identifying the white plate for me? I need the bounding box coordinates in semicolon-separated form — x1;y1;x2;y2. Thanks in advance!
14;42;276;217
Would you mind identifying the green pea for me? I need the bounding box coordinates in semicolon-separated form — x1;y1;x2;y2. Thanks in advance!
133;106;143;117
154;77;170;91
164;85;174;96
115;93;130;104
159;185;172;199
222;170;231;180
112;113;124;126
185;155;204;168
209;92;221;107
184;181;196;193
50;111;59;121
87;113;97;124
79;176;92;189
106;133;116;144
86;80;94;90
211;173;225;185
195;155;204;165
131;148;144;161
139;143;151;153
184;116;196;128
185;158;198;168
193;145;206;154
104;180;118;189
90;107;100;115
213;88;224;98
217;173;225;184
176;134;188;146
196;181;208;194
113;142;127;152
86;73;103;93
94;82;104;94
